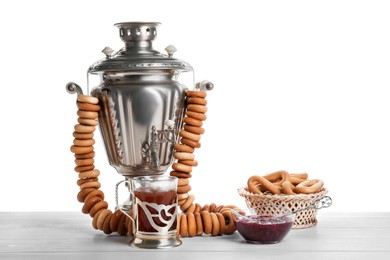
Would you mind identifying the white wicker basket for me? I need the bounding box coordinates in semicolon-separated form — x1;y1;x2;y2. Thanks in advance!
238;187;328;229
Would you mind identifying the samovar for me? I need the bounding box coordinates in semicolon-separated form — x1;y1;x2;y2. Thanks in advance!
66;22;212;248
89;22;191;177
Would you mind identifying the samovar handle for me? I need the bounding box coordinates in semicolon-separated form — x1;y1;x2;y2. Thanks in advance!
65;82;83;95
196;80;214;91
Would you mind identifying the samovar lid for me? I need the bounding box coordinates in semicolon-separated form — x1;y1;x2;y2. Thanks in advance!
88;22;193;74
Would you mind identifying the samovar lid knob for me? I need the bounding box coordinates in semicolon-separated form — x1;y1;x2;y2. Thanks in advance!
102;46;115;59
165;45;177;58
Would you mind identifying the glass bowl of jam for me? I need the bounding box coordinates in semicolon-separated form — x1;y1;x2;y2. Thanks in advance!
232;208;295;244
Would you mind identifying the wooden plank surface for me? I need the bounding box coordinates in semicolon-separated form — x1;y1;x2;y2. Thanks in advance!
0;212;389;259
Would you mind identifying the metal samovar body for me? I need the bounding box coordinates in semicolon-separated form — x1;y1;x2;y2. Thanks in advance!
88;22;193;178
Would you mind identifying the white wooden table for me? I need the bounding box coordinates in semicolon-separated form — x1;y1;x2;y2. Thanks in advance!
0;212;389;259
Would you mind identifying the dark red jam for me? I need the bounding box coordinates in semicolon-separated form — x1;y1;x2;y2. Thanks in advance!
236;215;293;244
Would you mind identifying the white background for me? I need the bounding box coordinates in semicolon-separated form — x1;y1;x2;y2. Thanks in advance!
0;0;389;212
